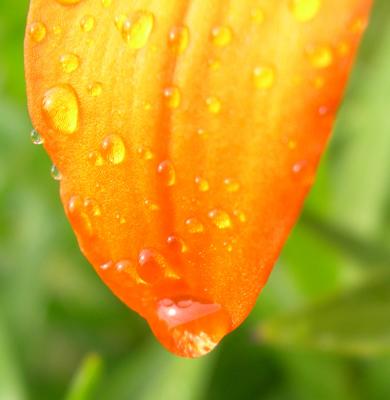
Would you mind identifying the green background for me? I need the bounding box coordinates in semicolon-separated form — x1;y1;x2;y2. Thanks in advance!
1;1;390;399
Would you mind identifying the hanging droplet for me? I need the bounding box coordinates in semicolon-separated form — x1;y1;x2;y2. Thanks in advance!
290;0;321;22
42;85;79;134
168;25;190;54
50;164;62;181
253;66;275;89
30;129;44;145
121;11;154;49
80;15;95;32
101;134;126;164
208;209;232;230
153;297;232;358
28;22;47;43
59;53;80;73
210;26;233;47
157;160;176;186
163;86;181;109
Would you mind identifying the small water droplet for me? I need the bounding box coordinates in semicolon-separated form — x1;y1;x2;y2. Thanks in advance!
83;198;101;217
306;44;333;69
80;15;95;32
195;176;209;192
208;209;232;229
52;25;62;35
28;22;47;43
210;26;233;47
144;199;160;211
137;249;176;283
101;134;126;164
206;96;222;114
30;129;44;145
68;195;94;236
88;150;104;166
42;85;79;134
50;165;62;181
163;86;181;109
87;82;103;97
223;178;240;192
157;160;176;186
253;66;275;89
290;0;321;22
167;235;188;253
121;11;154;49
185;218;204;234
137;147;154;160
59;53;80;73
233;210;247;223
168;25;189;54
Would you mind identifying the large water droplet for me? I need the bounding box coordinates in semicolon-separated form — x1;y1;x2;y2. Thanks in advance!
59;53;80;73
42;85;79;134
152;297;231;358
28;22;47;43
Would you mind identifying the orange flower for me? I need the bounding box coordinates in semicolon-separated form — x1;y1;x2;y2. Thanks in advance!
25;0;372;358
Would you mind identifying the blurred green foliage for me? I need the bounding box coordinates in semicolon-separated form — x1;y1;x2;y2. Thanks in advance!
1;1;390;399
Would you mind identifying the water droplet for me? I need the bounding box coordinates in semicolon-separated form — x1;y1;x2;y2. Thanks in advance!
157;160;176;186
101;0;112;7
52;25;62;35
253;66;275;89
233;210;247;223
154;297;231;358
101;134;126;164
80;15;95;32
87;82;103;97
83;198;101;217
306;44;333;69
167;235;188;253
68;195;93;236
168;25;189;54
88;151;104;166
210;26;233;47
137;249;176;283
290;0;321;22
100;261;112;271
185;218;204;234
137;147;154;160
195;176;209;192
163;86;181;109
206;96;222;114
30;129;44;145
59;53;80;73
42;85;79;134
144;199;160;211
50;165;62;181
223;178;240;193
208;209;232;230
28;22;47;43
121;11;154;49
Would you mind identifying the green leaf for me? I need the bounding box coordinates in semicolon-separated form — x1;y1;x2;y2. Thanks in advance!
259;271;390;357
65;353;103;400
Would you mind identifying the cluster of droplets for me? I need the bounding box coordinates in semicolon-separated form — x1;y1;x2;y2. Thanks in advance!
26;0;368;357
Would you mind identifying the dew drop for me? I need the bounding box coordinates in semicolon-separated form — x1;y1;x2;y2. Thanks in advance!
83;198;101;217
195;176;209;192
68;195;93;236
290;0;321;22
30;129;44;145
185;218;204;234
137;147;154;160
28;22;47;43
59;53;80;73
306;44;333;69
121;11;154;49
137;249;175;283
101;134;126;164
157;160;176;186
50;165;62;181
233;210;247;223
42;85;79;134
223;178;240;193
206;96;222;114
144;199;160;211
208;209;232;230
210;26;233;47
168;25;189;54
87;82;103;97
80;15;95;32
52;25;62;35
167;235;188;253
163;86;181;109
154;297;231;358
88;150;104;166
253;66;275;89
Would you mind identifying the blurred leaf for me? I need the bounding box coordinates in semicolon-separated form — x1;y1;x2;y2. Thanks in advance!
0;313;27;400
65;353;103;400
259;271;390;356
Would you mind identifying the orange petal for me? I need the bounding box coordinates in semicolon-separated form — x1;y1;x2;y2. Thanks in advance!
25;0;372;357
